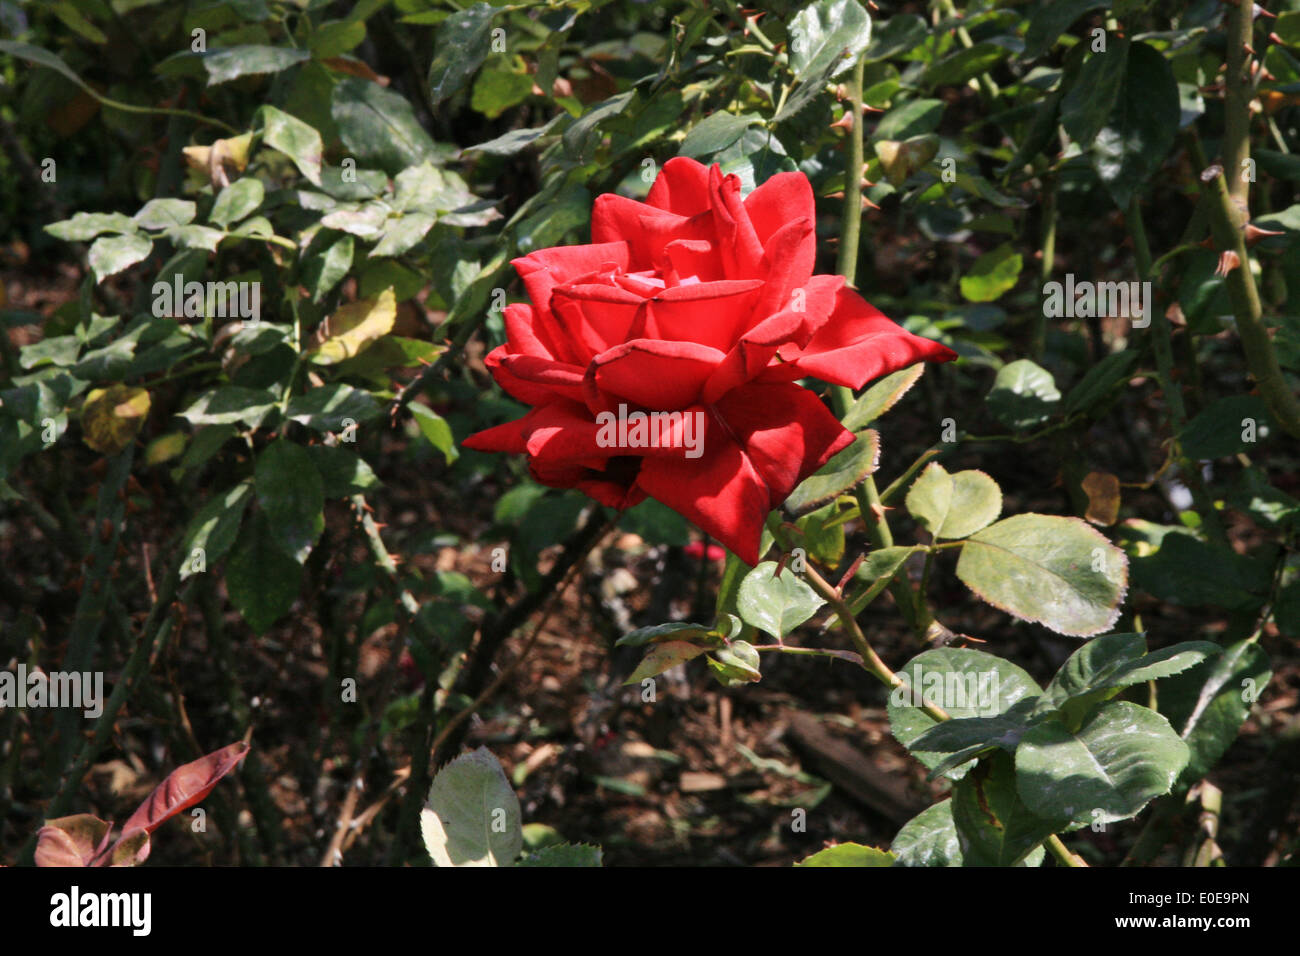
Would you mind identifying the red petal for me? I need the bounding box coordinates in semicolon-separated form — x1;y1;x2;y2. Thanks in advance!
491;349;588;405
590;338;725;410
462;417;529;454
751;216;816;321
745;171;816;248
645;157;712;216
550;281;646;359
707;164;764;278
591;194;710;271
644;279;764;351
713;383;854;509
778;287;957;389
635;419;772;566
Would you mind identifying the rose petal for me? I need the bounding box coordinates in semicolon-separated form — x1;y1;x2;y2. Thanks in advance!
771;287;957;389
589;338;726;411
744;171;816;248
644;279;764;352
645;157;713;217
713;382;854;509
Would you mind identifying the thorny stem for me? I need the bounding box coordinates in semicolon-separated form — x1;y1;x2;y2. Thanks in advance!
800;562;1088;866
1129;198;1227;545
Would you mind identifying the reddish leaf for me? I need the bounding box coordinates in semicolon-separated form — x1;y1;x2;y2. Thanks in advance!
34;814;113;867
118;741;249;859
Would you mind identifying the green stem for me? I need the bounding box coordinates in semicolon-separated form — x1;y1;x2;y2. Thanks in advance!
1129;198;1227;544
836;57;867;285
1185;134;1300;438
1031;176;1057;359
802;564;1087;866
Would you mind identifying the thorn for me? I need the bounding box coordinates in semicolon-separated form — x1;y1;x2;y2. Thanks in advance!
1268;32;1285;45
836;553;866;593
860;177;877;189
861;196;881;211
1245;223;1285;244
829;112;854;132
1244;43;1256;56
1215;249;1241;276
869;502;890;523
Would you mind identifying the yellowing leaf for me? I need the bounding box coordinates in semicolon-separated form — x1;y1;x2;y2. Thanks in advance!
309;287;397;365
81;385;150;455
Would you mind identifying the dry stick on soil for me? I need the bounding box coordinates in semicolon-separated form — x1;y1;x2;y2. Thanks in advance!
384;508;615;865
799;561;1088;867
426;518;616;762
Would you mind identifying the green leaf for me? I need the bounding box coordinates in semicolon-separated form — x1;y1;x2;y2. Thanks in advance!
1016;700;1189;826
517;843;602;867
420;746;522;867
255;441;324;564
986;359;1060;429
133;198;196;230
210;178;265;228
923;42;1011;90
1061;42;1129;147
956;513;1128;637
707;640;761;687
959;243;1022;303
178;481;253;580
410;402;458;464
1178;395;1272;459
471;67;534;119
371;213;437;258
1130;533;1271;611
309;20;367;58
1091;41;1180;209
737;561;825;639
304;235;354;303
795;843;894;866
179;386;277;429
783;430;879;515
427;2;498;106
952;751;1061;866
889;647;1043;781
905;463;1002;540
788;0;872;80
1023;0;1109;61
305;445;379;498
45;212;138;242
260;105;322;185
166;225;225;252
842;365;924;431
623;641;707;685
286;384;382;433
778;0;872;122
847;546;919;615
1062;350;1138;416
226;513;302;634
1159;639;1271;787
0;40;97;92
616;622;713;649
864;15;927;63
873;99;944;141
680;111;761;159
798;502;846;566
1044;633;1219;725
892;800;964;866
333;77;438;174
200;45;309;85
88;234;153;283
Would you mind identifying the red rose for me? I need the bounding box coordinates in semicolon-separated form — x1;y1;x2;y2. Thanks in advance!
463;158;955;565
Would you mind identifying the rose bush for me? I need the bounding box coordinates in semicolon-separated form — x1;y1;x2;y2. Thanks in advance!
465;157;955;563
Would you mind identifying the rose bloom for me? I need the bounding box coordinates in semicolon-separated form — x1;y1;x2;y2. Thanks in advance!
464;158;955;564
